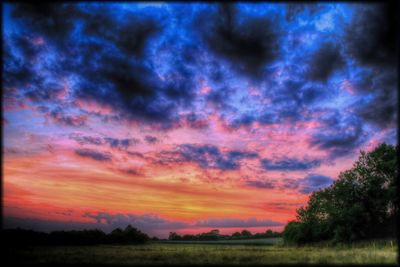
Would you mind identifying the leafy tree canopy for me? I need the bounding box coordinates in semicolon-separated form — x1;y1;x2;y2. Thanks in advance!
283;143;398;244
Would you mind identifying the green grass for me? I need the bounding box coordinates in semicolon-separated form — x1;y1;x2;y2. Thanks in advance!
5;240;398;265
160;237;282;245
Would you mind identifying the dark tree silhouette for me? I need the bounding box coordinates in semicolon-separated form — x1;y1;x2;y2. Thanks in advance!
2;225;149;246
283;143;398;244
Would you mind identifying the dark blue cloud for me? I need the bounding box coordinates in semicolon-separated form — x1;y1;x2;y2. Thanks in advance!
104;137;132;149
144;135;158;144
47;108;87;127
345;3;396;68
343;3;397;130
285;3;321;21
184;113;209;129
261;157;322;171
309;113;367;159
196;4;281;79
4;2;397;161
122;169;141;176
3;38;43;95
71;135;103;146
307;42;344;82
70;134;139;149
298;174;333;194
75;149;112;161
177;144;258;171
6;3;197;127
245;180;276;189
10;4;80;49
227;78;330;130
84;212;188;232
82;9;161;58
229;114;258;129
350;69;397;130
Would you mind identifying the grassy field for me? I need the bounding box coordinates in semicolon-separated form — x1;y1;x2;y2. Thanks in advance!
5;240;398;265
160;237;282;245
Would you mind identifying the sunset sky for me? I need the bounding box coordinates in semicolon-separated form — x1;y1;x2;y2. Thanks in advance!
3;3;397;238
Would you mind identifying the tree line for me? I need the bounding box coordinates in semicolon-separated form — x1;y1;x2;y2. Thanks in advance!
168;229;281;241
2;225;149;246
283;143;398;245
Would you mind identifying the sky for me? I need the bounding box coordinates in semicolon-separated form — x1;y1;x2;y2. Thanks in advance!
2;2;397;238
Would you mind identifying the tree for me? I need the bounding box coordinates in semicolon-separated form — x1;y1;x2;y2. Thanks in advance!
283;143;398;244
122;225;149;243
210;229;220;235
241;230;252;238
231;232;241;238
168;232;182;241
107;225;149;244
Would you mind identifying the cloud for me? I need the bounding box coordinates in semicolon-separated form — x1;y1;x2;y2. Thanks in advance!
47;108;88;127
349;69;397;130
83;212;187;232
104;137;132;149
3;38;42;93
342;3;397;130
144;135;158;144
260;157;322;171
177;144;258;171
11;3;82;44
82;9;161;58
247;173;333;194
309;113;367;159
285;3;321;21
345;3;396;68
120;168;142;176
197;4;280;78
226;79;330;130
206;86;235;110
280;174;333;194
230;114;255;128
265;202;303;211
75;149;112;161
195;218;284;228
184;113;209;129
7;3;197;127
70;134;139;149
307;42;344;82
70;135;103;146
297;174;333;194
12;34;45;62
245;180;276;189
126;151;145;158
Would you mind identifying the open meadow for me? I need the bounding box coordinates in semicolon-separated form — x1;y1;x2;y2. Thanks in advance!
5;240;398;265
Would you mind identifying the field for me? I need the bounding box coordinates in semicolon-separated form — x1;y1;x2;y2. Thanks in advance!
5;239;398;265
161;237;282;245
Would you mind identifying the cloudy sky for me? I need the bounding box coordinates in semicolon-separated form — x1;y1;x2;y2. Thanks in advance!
3;3;397;238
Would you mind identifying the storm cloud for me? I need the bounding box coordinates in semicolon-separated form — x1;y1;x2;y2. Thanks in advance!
197;4;281;78
307;43;344;82
7;3;197;127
